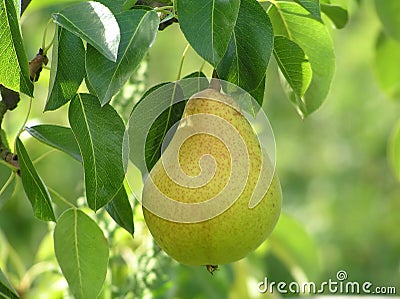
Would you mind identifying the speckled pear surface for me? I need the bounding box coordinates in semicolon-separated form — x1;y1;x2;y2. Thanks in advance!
142;88;282;266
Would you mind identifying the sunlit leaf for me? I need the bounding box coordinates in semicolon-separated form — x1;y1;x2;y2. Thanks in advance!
26;125;81;162
217;0;273;105
374;31;400;100
45;26;85;111
105;185;134;234
15;138;56;222
0;0;33;96
54;208;108;299
268;1;335;117
69;94;125;211
273;35;312;99
86;9;159;105
177;0;240;67
52;1;120;61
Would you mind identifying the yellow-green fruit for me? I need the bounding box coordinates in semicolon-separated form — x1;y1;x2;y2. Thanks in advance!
142;88;282;266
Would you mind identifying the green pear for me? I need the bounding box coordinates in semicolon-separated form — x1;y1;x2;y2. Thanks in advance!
142;87;282;268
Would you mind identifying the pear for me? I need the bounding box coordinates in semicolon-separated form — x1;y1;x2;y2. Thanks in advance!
142;87;282;267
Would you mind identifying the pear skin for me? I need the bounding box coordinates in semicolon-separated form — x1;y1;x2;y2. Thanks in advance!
142;88;282;266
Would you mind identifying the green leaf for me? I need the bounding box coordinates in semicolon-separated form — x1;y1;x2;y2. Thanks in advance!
177;71;210;101
388;120;400;181
321;3;348;29
86;9;159;105
0;0;33;96
273;35;312;98
69;94;125;211
145;97;186;171
52;1;120;62
54;208;109;299
375;0;400;42
25;125;81;162
217;0;273;101
249;75;266;109
0;164;15;209
176;0;240;67
122;0;137;11
128;75;209;175
12;0;20;17
269;213;321;282
111;58;149;121
374;31;400;100
268;1;335;117
45;26;85;111
0;268;19;299
15;138;56;222
105;185;134;234
95;0;125;14
293;0;321;20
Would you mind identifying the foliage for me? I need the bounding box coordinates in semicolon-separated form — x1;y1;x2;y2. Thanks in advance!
0;0;399;298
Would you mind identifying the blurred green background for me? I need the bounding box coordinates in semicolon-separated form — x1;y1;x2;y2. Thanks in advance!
0;0;399;298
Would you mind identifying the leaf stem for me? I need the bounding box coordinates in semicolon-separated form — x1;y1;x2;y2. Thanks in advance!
42;19;56;54
14;97;32;152
32;149;56;165
154;5;174;12
176;44;191;81
0;172;15;198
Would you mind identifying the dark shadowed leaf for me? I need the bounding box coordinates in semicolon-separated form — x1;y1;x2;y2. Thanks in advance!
321;3;348;29
273;35;312;99
129;75;209;175
217;0;273;105
26;125;81;162
177;0;240;67
86;9;159;105
250;75;266;109
0;268;19;299
54;208;108;299
52;1;120;61
16;138;55;222
96;0;125;14
105;185;134;234
0;164;16;209
293;0;321;20
375;0;400;42
45;26;85;111
68;94;125;211
0;0;33;96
